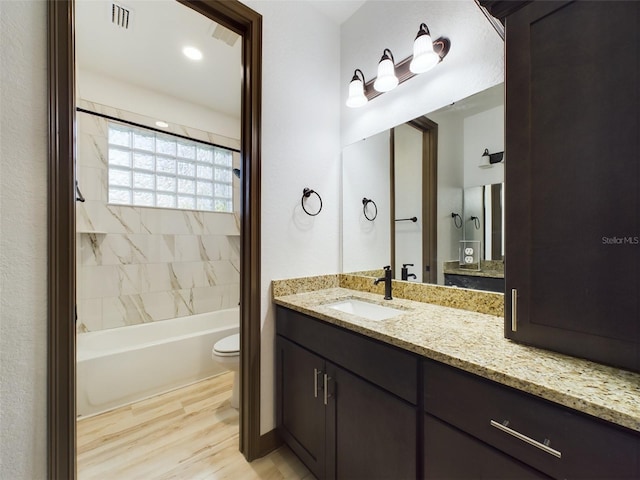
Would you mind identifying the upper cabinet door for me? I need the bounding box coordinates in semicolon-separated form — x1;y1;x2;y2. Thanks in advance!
505;1;640;372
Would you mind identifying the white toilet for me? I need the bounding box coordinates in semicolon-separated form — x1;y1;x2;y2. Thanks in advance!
212;333;240;409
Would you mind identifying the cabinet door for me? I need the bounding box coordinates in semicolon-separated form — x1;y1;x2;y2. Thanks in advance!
327;363;417;480
424;415;549;479
276;336;326;479
505;1;640;371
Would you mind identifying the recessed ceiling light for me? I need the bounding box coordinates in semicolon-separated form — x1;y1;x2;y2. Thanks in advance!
155;120;169;128
182;46;203;61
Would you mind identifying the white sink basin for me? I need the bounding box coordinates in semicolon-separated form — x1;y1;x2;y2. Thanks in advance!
325;299;404;321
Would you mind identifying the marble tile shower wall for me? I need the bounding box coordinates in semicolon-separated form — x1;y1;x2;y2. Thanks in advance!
76;108;240;333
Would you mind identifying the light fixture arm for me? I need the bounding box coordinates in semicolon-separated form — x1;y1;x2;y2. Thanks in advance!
351;68;366;84
416;23;431;39
380;48;395;63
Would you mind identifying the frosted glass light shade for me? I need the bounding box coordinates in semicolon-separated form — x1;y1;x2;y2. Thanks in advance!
410;33;440;74
374;57;398;92
346;77;368;108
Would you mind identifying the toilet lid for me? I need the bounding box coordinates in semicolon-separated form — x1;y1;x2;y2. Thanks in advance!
214;333;240;354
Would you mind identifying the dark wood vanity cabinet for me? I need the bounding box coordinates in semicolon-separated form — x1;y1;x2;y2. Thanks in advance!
276;306;418;480
276;306;640;479
444;273;504;293
424;415;550;479
424;360;640;480
502;0;640;371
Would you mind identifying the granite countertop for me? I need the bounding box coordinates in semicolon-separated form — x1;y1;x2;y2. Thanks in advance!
273;287;640;433
443;260;505;279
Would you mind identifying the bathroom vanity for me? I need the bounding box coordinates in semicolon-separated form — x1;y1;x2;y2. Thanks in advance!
274;285;640;480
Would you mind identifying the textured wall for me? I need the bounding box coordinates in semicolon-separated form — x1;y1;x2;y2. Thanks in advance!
0;1;48;478
242;0;342;435
76;109;240;332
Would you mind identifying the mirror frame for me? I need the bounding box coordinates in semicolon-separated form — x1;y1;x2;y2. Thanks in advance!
48;1;264;477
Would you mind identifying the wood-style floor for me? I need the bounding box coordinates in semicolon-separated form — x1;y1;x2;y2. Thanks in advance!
77;372;314;479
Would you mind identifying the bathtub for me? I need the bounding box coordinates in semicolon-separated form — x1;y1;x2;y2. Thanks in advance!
77;307;239;417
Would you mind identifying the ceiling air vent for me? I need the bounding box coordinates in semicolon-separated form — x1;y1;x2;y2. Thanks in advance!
111;2;131;29
212;23;240;47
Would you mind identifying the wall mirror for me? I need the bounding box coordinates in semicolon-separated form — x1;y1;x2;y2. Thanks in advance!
341;82;505;291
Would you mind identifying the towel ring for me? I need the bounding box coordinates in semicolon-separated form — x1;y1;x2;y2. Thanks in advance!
301;188;323;216
362;197;378;221
470;215;481;230
451;212;462;229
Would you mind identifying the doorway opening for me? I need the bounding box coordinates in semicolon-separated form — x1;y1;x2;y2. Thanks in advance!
48;1;264;478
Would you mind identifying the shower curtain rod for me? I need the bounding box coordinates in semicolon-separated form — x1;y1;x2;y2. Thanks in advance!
76;107;241;153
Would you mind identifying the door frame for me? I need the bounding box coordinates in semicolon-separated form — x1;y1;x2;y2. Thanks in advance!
47;1;265;478
390;117;438;283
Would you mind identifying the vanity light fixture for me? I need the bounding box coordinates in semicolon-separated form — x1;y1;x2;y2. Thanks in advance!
345;23;450;108
182;46;203;61
346;69;369;108
373;49;399;92
410;23;440;74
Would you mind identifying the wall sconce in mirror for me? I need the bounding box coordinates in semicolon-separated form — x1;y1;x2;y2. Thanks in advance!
346;69;368;108
480;148;504;169
346;22;450;108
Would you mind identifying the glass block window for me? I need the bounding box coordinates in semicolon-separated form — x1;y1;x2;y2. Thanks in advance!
107;122;234;212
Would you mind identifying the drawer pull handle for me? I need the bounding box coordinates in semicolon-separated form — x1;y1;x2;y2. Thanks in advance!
323;374;332;406
490;420;562;459
511;288;518;332
313;368;322;398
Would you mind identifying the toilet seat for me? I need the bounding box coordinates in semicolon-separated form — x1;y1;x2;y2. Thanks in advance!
213;334;240;357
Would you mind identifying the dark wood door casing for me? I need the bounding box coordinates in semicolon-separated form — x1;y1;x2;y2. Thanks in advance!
48;1;264;478
391;117;438;284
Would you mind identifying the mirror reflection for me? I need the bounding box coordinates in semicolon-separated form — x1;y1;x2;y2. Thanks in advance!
341;83;504;292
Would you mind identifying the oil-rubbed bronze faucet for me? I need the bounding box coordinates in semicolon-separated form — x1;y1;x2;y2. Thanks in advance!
373;266;393;300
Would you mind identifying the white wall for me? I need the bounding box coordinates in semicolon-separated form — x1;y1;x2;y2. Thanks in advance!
242;0;342;435
394;124;422;281
341;0;504;146
427;112;464;284
463;105;504;188
78;70;241;145
0;1;48;478
342;130;391;272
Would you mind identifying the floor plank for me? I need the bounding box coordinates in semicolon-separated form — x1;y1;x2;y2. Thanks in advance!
77;372;314;479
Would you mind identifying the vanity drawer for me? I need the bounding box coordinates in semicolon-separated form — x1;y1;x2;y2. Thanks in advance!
424;360;640;479
276;306;418;404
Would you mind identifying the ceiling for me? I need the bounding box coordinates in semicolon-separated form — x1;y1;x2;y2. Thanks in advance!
307;0;366;24
75;0;243;118
75;0;365;121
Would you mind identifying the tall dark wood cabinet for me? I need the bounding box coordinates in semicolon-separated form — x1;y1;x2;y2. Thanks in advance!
500;0;640;372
